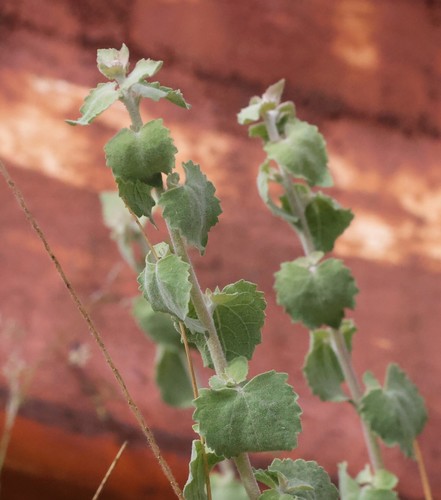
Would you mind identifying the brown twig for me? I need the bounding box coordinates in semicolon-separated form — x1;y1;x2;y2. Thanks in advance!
0;160;183;499
92;441;128;500
414;439;433;500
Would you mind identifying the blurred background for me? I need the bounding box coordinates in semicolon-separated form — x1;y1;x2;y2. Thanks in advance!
0;1;440;498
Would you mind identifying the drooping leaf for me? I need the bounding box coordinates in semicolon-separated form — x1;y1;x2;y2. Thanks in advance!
303;329;348;402
132;296;181;349
97;44;129;79
183;440;224;500
121;58;163;90
187;281;266;368
105;119;177;186
275;255;358;329
259;459;338;499
194;371;301;458
257;161;298;224
156;346;193;407
305;193;354;252
360;364;427;457
66;82;120;126
210;472;248;500
265;119;332;187
159;161;221;253
133;82;191;109
116;177;156;220
138;247;192;321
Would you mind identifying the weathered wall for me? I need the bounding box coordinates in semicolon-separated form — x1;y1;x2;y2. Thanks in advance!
0;1;440;498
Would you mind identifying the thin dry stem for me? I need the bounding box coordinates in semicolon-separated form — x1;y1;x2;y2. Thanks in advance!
92;441;128;500
414;439;433;500
0;160;183;500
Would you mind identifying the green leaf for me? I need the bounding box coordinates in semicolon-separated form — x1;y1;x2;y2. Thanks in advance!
305;193;354;252
262;79;285;105
138;249;192;321
338;463;398;500
254;469;279;489
257;161;298;224
259;492;292;500
132;296;181;349
66;82;120;126
303;329;348;402
187;281;265;368
156;346;193;407
194;371;301;458
238;102;262;125
133;82;191;109
225;356;249;384
210;472;248;500
360;363;427;457
105;119;177;186
116;177;156;220
265;119;332;187
159;161;221;253
275;256;358;329
121;58;163;89
183;440;224;500
97;44;129;79
271;459;338;499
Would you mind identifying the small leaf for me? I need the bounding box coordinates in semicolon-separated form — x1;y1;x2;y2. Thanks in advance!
305;193;354;252
105;119;177;186
133;82;191;109
360;364;427;457
210;472;248;500
303;329;348;402
262;459;338;499
257;161;298;224
275;256;358;329
372;470;398;491
132;297;181;349
97;44;129;79
183;440;224;500
363;371;381;391
338;463;398;500
237;102;262;125
66;82;119;126
225;356;249;384
116;177;156;220
187;281;266;368
156;346;193;407
262;79;285;105
194;371;301;458
138;250;192;321
265;119;332;187
121;58;163;89
159;161;221;253
254;469;279;489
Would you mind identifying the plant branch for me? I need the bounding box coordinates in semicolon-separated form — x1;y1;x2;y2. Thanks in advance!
414;439;433;500
92;441;128;500
263;112;384;473
0;160;184;500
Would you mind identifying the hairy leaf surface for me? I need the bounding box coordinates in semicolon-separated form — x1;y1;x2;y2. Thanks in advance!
66;82;119;126
360;364;427;457
194;371;301;458
159;161;221;253
133;82;191;109
264;120;332;187
116;177;156;219
105;119;177;186
121;58;163;89
156;347;193;407
275;256;358;329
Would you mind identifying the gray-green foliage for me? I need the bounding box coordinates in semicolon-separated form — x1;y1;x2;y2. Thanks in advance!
338;463;398;500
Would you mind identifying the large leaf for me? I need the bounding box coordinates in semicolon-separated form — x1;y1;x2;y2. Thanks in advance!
360;364;427;457
304;193;354;252
116;177;156;220
138;247;192;321
105;119;177;186
265;119;332;187
159;161;221;253
66;82;119;126
187;281;266;368
258;459;338;500
183;440;223;500
275;254;358;329
156;346;193;407
194;371;301;458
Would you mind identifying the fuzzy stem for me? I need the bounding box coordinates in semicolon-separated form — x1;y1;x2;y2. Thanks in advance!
264;110;384;473
167;228;260;499
121;92;143;132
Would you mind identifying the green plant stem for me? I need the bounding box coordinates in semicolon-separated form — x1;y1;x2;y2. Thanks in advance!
121;92;143;132
167;227;261;500
264;110;384;473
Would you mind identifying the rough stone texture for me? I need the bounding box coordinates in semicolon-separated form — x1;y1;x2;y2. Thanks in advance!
0;1;440;499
